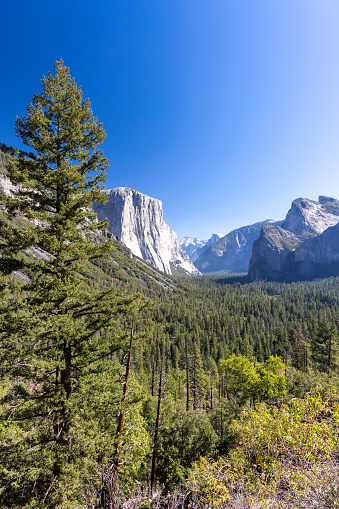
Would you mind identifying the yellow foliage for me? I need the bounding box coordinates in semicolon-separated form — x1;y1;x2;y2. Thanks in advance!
185;389;339;507
186;457;232;507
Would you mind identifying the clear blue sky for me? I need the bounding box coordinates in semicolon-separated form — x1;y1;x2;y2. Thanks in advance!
2;1;339;239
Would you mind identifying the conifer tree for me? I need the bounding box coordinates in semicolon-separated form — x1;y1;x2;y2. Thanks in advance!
0;60;139;506
311;316;339;373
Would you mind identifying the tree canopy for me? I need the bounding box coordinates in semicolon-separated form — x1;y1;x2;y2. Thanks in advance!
0;60;142;507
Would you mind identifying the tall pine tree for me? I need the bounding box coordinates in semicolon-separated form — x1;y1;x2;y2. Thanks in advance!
311;316;339;373
0;60;140;507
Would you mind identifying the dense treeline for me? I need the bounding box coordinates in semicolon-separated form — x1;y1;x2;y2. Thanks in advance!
137;275;339;377
74;246;339;505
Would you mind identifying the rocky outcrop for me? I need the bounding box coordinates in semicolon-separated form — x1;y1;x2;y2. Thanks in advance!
282;198;339;235
180;233;224;262
0;172;16;197
92;187;200;276
194;220;281;274
249;196;339;281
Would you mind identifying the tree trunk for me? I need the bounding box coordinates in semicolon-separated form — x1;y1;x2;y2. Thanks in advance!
109;319;134;508
328;333;332;373
150;357;163;494
193;350;197;410
186;342;189;412
151;364;155;397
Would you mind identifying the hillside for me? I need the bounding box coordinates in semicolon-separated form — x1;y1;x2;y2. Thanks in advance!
0;154;186;298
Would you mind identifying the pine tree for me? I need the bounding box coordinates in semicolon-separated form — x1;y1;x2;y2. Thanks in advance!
0;60;140;506
291;326;311;373
311;316;339;373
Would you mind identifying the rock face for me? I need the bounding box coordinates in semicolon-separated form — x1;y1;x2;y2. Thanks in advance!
282;198;339;235
0;172;16;197
294;223;339;279
92;187;200;276
249;196;339;281
180;233;224;262
248;225;300;281
194;220;281;274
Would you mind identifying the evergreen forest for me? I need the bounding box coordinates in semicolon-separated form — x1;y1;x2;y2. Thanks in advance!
1;61;339;508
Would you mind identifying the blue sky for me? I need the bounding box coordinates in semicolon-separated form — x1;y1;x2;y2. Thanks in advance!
2;1;339;239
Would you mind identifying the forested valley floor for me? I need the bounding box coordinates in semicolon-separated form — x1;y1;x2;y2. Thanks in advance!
3;257;339;507
1;61;339;508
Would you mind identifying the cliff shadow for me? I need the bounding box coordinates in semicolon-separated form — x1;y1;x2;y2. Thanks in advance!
212;273;250;286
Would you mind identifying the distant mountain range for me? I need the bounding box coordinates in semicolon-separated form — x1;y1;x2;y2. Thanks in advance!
2;152;339;282
92;186;339;282
180;234;224;262
180;196;339;281
186;220;281;274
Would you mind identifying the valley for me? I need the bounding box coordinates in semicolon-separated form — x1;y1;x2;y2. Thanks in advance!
1;61;339;508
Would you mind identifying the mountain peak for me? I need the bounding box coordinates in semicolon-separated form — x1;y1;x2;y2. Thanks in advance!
282;197;339;236
180;233;224;262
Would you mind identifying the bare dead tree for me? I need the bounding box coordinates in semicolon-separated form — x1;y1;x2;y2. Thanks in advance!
186;341;190;411
106;318;135;509
193;349;197;411
150;356;163;494
151;363;155;397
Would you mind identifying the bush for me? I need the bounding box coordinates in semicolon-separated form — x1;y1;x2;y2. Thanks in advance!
184;389;339;508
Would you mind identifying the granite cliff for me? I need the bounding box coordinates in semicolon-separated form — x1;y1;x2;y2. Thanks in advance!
282;197;339;235
0;165;183;290
248;224;301;281
294;223;339;279
249;196;339;281
92;187;200;276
